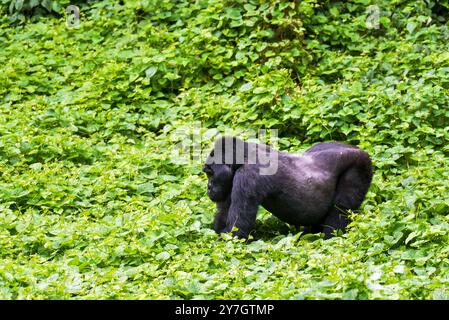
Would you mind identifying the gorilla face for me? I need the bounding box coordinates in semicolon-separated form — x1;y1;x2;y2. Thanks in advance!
203;164;234;202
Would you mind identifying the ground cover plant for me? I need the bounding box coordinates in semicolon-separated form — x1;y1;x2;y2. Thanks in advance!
0;0;449;299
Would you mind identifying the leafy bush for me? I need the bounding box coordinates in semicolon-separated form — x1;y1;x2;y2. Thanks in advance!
0;0;89;22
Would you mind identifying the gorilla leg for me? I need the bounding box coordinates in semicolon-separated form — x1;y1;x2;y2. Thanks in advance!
322;207;350;239
322;156;372;239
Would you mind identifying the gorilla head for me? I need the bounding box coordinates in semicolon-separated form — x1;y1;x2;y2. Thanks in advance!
202;136;245;202
202;163;233;202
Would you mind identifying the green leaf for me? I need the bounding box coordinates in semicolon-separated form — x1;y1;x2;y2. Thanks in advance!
239;82;253;92
406;22;417;34
405;231;420;245
15;0;23;11
136;182;155;194
156;251;170;261
145;66;157;78
30;0;39;8
41;0;52;11
225;8;241;20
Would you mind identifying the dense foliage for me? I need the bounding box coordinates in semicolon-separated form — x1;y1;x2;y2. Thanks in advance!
0;0;449;299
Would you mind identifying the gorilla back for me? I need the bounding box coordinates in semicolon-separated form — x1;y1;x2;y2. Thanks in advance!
202;137;373;239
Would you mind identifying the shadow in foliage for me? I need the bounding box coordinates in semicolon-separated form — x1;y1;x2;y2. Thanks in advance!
252;215;318;242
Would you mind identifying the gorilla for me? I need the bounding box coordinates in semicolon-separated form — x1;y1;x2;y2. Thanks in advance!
202;136;373;239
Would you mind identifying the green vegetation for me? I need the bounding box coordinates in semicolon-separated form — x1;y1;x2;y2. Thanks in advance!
1;0;449;299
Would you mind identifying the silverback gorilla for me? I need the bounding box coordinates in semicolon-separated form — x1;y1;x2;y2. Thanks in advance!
202;136;373;239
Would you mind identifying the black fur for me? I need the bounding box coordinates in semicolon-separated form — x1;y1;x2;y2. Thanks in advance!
203;137;373;239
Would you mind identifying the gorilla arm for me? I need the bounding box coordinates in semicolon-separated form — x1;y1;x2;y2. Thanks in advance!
222;166;267;238
213;197;230;233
